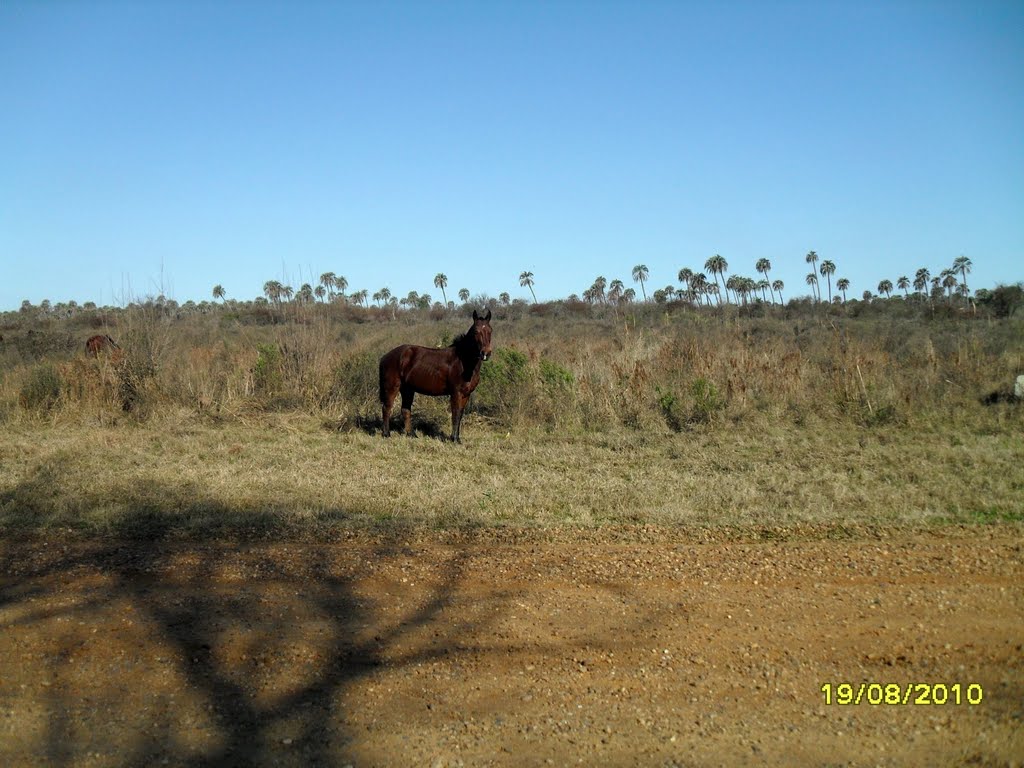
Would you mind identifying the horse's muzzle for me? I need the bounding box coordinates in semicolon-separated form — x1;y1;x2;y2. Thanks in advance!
480;352;491;361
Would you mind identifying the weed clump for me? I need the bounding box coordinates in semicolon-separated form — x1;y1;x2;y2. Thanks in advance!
19;365;62;414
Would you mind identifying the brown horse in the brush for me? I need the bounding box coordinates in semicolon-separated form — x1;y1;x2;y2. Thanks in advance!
85;334;120;356
379;309;493;442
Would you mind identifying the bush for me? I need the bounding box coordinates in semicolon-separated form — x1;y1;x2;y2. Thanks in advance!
474;347;530;422
689;377;724;424
19;365;62;413
539;358;574;391
331;351;379;412
253;343;283;396
655;385;682;432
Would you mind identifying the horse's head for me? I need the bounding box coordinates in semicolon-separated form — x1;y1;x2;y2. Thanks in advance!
472;309;492;361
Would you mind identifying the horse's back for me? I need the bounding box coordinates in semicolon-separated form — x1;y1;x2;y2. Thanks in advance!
380;344;455;398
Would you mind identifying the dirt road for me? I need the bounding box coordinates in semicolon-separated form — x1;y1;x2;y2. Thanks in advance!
1;527;1021;767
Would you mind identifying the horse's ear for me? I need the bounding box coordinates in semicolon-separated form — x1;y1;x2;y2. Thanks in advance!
473;309;479;321
484;309;491;321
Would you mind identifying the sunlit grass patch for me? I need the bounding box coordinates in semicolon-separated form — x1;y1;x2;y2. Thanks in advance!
2;414;1021;539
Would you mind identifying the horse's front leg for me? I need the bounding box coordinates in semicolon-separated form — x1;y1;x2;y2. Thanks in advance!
450;391;467;443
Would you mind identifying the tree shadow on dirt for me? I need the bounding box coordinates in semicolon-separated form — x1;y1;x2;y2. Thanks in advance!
0;528;471;765
0;462;683;766
1;474;681;766
0;470;500;766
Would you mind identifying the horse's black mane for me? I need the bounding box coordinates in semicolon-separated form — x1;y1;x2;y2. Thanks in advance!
450;331;473;349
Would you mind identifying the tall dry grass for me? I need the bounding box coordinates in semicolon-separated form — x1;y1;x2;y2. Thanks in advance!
1;302;1022;437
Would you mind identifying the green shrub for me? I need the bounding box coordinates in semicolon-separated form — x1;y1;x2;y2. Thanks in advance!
474;347;529;420
655;385;682;431
539;358;575;391
689;377;724;424
253;343;283;396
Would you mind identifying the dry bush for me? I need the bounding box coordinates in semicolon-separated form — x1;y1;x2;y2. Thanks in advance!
1;303;1020;435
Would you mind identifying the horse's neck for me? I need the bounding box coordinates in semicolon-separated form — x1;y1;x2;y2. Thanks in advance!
453;333;480;374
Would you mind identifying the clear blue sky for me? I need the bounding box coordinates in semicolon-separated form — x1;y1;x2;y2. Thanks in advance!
2;0;1022;310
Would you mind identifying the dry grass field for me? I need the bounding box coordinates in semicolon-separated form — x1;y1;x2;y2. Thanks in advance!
1;415;1022;537
1;301;1022;765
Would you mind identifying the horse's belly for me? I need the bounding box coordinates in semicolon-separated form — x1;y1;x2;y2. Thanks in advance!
404;359;452;397
410;379;448;397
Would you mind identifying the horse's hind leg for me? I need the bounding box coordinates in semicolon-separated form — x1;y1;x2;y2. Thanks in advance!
401;387;415;436
381;393;394;437
380;376;399;438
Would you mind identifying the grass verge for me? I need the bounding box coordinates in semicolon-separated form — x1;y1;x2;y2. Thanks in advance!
2;413;1021;539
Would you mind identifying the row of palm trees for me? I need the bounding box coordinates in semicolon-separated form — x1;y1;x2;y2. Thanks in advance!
874;257;973;303
576;252;975;308
211;253;975;313
578;258;787;307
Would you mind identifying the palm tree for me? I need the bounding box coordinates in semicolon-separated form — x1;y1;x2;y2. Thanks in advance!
704;255;728;305
297;283;314;304
724;275;736;303
433;273;449;307
458;288;470;304
877;279;893;299
334;275;348;301
913;268;930;297
263;280;283;307
772;279;784;305
621;288;636;304
677;267;693;291
805;251;820;301
805;273;819;299
952;255;972;296
608;279;624;304
591;276;607;304
499;292;510;306
896;276;910;298
819;260;836;303
757;279;770;302
836;278;850;304
319;272;336;301
519;271;538;303
212;284;226;303
353;289;369;307
941;270;958;301
372;290;384;306
631;264;649;301
755;258;774;303
690;273;708;306
314;285;326;302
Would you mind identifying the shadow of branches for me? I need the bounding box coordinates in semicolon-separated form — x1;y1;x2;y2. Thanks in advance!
0;463;683;767
0;479;509;767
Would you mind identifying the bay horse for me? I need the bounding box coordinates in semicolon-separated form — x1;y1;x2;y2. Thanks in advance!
85;334;120;357
379;309;493;442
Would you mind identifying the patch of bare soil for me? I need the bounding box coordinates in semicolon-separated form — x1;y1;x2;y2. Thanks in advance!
0;528;1021;767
